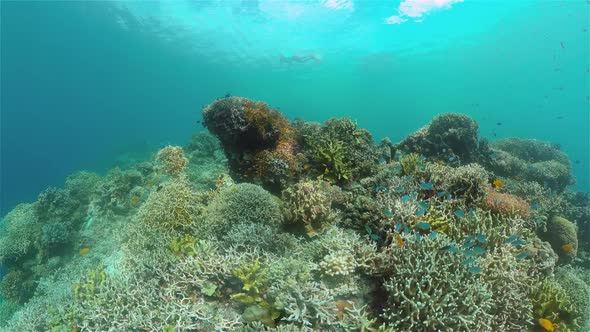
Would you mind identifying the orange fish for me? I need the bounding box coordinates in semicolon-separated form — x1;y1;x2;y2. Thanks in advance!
538;318;554;332
396;234;403;248
79;247;91;255
562;243;575;251
492;179;503;188
131;196;139;207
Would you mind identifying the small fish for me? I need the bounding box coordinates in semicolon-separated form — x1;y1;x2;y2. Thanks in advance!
131;196;139;207
490;152;497;159
436;191;447;198
324;168;331;174
463;249;476;257
403;225;410;234
378;156;386;164
419;182;433;190
562;243;575;251
394;223;402;232
574;160;580;164
496;122;502;126
396;234;403;248
468;209;475;218
384;209;393;216
416;222;430;231
506;235;526;246
303;164;311;170
79;248;91;255
441;244;459;254
560;41;565;49
454;209;465;218
401;194;410;202
448;155;456;162
472;246;486;256
468;265;482;274
404;176;414;182
462;257;477;265
416;209;426;216
476;234;487;245
414;233;422;242
492;179;503;188
538;318;555;332
417;155;426;161
418;202;430;210
364;225;372;234
370;233;381;240
395;185;404;192
531;203;541;210
516;251;531;260
428;232;438;239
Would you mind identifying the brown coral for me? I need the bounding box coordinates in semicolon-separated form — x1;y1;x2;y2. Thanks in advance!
483;186;530;219
156;146;189;176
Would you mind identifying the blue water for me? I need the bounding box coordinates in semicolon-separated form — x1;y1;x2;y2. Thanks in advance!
1;0;588;216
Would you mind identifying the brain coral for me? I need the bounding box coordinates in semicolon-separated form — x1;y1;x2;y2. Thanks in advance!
542;216;578;264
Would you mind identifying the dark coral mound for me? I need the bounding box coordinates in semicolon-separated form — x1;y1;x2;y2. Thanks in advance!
395;113;491;164
203;96;298;191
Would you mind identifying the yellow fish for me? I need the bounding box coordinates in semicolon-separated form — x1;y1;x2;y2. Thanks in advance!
396;234;403;248
538;318;554;332
492;179;503;188
79;247;91;255
131;196;139;207
562;243;575;251
303;164;311;170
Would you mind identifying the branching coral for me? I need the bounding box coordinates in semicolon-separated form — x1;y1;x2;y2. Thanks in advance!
379;234;494;331
281;180;341;237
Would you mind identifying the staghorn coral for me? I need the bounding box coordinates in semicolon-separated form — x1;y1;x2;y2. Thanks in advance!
156;145;189;176
318;250;356;277
281;180;341;237
483;186;531;219
541;216;578;264
379;233;494;331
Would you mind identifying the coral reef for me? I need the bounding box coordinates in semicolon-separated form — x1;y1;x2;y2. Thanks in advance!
487;138;574;192
395;113;490;164
1;95;585;332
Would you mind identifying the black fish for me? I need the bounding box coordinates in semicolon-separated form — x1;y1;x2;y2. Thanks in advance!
560;41;565;49
496;122;502;126
575;160;581;164
556;115;565;120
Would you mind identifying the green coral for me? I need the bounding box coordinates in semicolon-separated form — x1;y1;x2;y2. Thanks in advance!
168;234;198;257
231;259;280;326
531;277;579;332
73;267;107;303
399;152;424;178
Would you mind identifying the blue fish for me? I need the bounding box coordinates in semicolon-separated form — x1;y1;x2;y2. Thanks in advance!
401;194;410;202
468;209;475;218
506;235;526;246
429;231;438;239
416;209;426;216
472;246;486;256
364;225;372;234
490;152;497;159
462;257;477;265
416;222;431;231
454;209;465;218
463;249;476;257
419;202;430;210
405;176;414;182
449;155;456;162
394;223;402;232
436;191;447;198
414;233;422;241
394;151;403;159
393;165;402;172
515;252;530;260
378;156;387;164
531;203;540;210
447;245;459;254
468;265;482;274
395;186;404;192
403;225;410;234
370;233;381;240
476;234;487;245
384;209;393;216
420;182;433;190
418;155;426;161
